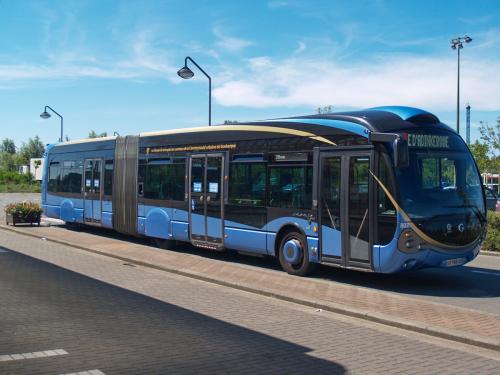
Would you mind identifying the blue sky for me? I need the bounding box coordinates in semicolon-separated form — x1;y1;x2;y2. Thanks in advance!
1;0;499;147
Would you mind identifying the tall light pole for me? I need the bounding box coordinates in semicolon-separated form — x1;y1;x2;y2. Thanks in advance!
40;105;64;142
177;56;212;126
466;103;471;145
450;35;472;135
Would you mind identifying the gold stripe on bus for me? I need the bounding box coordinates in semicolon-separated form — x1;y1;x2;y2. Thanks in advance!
140;125;336;145
369;170;472;251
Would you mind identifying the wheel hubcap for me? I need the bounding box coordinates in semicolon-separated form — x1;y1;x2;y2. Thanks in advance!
283;239;302;265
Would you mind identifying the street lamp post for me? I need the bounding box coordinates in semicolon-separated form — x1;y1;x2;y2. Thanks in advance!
450;35;472;135
40;106;64;142
177;56;212;126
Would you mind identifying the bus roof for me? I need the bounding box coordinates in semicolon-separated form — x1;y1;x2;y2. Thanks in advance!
286;106;445;133
140;106;449;139
51;106;452;149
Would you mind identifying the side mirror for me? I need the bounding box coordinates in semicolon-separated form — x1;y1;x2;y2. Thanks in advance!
393;137;409;168
368;132;409;169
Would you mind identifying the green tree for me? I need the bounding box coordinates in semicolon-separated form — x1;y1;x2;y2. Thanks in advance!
0;138;16;154
479;117;500;154
19;136;45;164
88;130;108;138
0;152;17;172
316;105;333;114
469;140;491;173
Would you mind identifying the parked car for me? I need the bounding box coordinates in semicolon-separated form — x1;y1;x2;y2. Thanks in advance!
485;187;500;212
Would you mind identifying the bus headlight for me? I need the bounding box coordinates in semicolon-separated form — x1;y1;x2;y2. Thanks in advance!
398;229;425;253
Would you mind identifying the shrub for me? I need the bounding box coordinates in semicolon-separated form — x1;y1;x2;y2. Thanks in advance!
0;169;34;184
0;168;38;192
4;201;43;217
483;211;500;252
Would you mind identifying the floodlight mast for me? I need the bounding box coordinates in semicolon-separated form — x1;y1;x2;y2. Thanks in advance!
450;36;472;135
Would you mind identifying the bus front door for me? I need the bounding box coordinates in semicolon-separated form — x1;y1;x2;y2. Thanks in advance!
319;152;373;269
189;154;224;250
83;159;103;225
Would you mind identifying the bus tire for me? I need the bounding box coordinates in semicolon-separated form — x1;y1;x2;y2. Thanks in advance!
278;231;315;276
155;238;176;250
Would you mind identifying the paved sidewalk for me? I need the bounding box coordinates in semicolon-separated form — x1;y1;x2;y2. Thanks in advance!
2;232;499;374
1;221;500;352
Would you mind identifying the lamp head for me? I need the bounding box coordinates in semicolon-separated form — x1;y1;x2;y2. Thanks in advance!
40;111;51;119
177;66;194;79
464;36;472;43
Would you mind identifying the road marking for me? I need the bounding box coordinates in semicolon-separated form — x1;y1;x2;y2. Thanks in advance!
0;248;9;253
470;270;500;276
0;349;68;362
58;370;106;375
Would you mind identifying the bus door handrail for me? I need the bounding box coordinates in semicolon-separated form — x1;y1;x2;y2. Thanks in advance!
322;198;337;230
353;208;368;250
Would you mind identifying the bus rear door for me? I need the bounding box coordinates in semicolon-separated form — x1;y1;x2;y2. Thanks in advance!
83;159;103;225
318;149;374;269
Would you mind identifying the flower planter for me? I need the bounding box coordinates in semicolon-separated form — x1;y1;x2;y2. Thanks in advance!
5;212;41;226
4;201;43;227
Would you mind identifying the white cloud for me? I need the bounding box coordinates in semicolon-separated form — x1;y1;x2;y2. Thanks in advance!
458;15;492;25
267;1;299;9
472;28;500;49
373;36;440;48
213;55;500;111
0;28;180;86
293;41;306;54
127;29;178;79
213;26;254;52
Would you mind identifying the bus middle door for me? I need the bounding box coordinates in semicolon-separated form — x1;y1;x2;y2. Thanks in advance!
189;154;224;250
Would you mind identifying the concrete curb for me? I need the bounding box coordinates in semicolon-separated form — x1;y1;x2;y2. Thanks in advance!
481;250;500;257
1;223;499;353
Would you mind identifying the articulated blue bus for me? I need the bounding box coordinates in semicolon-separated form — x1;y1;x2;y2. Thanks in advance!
42;106;487;275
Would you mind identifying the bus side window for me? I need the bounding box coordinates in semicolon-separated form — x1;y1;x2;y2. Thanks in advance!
48;161;60;192
228;163;266;206
144;158;185;201
104;160;113;196
60;160;83;194
269;166;312;209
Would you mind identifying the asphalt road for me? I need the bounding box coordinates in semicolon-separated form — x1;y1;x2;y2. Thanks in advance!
1;235;499;374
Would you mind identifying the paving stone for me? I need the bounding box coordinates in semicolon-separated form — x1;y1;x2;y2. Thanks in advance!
1;212;499;348
0;227;499;374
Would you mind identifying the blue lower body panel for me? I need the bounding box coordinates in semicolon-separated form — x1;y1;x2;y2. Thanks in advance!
373;237;481;273
43;204;60;219
225;227;267;254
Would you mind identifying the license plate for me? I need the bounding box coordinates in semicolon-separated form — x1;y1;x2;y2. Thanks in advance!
443;257;467;267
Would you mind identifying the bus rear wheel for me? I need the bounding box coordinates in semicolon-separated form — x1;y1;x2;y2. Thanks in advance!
278;231;315;276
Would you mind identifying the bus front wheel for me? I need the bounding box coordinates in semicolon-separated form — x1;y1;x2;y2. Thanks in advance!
278;231;315;276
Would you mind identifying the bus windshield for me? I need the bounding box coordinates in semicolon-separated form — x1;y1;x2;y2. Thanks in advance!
395;132;486;247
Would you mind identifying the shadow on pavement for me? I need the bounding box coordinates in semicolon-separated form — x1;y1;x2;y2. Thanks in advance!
0;248;346;374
